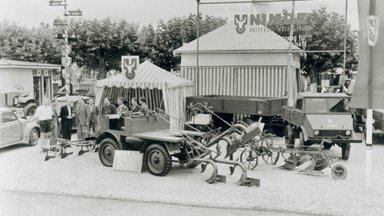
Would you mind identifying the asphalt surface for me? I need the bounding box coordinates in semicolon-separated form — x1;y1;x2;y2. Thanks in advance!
0;133;383;216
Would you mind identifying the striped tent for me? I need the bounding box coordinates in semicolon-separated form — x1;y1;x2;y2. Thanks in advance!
95;60;195;129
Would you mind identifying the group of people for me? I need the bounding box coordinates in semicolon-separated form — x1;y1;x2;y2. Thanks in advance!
34;96;149;148
102;96;149;118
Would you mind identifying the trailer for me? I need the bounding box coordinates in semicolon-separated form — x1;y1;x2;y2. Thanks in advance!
186;95;287;136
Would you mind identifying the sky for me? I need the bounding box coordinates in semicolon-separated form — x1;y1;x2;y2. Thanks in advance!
0;0;359;29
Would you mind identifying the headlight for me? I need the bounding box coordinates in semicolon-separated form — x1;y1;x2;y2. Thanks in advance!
314;130;320;136
345;130;351;136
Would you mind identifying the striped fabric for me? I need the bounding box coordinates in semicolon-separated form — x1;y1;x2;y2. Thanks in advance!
181;66;288;97
100;87;165;111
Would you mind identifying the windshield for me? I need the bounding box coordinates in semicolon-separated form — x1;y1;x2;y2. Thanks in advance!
305;98;349;113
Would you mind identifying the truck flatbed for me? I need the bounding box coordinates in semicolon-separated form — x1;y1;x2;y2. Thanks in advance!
186;95;287;116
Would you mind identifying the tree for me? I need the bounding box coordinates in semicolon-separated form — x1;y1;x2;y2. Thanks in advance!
69;18;140;79
150;14;227;71
0;21;60;64
268;8;358;84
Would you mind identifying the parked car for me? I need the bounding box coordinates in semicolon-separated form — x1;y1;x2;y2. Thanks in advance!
0;107;40;148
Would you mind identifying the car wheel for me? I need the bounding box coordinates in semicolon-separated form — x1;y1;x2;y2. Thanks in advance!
145;144;172;176
29;128;39;146
341;143;351;160
99;138;120;167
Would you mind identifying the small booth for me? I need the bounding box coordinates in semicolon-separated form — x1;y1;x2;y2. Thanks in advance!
95;60;195;129
174;22;302;98
0;59;60;105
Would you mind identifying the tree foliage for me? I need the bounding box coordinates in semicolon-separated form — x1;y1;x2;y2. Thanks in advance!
69;18;140;79
300;8;358;84
0;21;60;64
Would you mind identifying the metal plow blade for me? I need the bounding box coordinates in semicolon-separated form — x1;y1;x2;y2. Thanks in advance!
213;159;260;187
193;158;226;184
280;154;297;170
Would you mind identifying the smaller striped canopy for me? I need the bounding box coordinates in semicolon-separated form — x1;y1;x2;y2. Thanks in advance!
97;60;194;89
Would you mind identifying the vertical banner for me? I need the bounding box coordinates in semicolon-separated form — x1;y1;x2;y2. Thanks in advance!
121;56;139;80
350;0;384;109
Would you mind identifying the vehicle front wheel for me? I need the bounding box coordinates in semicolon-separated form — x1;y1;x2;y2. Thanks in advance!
145;144;172;176
341;143;351;160
99;138;120;167
29;128;39;146
285;124;295;148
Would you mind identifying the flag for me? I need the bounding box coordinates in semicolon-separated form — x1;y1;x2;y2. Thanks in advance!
350;0;384;109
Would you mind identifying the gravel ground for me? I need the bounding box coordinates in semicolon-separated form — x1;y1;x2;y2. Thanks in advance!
0;133;383;216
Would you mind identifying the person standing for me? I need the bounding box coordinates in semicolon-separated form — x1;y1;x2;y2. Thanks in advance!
75;99;91;140
50;99;59;146
116;97;129;117
60;99;74;140
101;98;117;116
34;98;54;148
88;98;99;134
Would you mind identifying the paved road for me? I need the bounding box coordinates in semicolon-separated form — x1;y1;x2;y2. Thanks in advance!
0;134;383;216
0;190;312;216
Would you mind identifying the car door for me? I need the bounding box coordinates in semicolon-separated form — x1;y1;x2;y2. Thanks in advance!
1;111;22;145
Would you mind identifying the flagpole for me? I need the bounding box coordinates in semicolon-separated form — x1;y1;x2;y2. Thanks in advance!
365;0;376;190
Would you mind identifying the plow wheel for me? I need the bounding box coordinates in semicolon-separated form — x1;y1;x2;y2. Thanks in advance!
331;164;348;180
260;133;279;165
240;148;258;170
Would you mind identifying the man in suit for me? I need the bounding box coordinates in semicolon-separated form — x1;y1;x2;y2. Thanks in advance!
116;97;129;117
60;99;74;140
75;99;91;140
101;97;117;116
88;98;99;134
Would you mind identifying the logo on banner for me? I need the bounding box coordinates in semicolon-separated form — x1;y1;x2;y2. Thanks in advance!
122;56;139;80
367;16;380;47
234;15;248;34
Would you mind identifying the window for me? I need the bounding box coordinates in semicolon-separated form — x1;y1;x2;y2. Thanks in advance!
2;112;18;123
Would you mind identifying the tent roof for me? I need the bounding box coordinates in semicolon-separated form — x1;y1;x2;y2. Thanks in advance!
96;60;194;89
0;59;60;69
174;21;301;54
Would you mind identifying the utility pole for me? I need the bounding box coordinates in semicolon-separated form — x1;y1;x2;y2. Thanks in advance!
287;0;296;107
49;0;82;95
196;0;200;96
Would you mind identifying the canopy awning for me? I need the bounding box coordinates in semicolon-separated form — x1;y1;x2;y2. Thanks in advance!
97;60;194;89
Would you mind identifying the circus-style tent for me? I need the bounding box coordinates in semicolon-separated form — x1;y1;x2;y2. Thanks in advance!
95;60;194;129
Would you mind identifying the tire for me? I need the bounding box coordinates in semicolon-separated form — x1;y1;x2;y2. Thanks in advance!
145;144;172;176
341;143;351;160
285;124;295;148
29;128;39;146
24;103;37;117
331;164;348;180
323;143;333;150
99;138;120;167
299;131;308;147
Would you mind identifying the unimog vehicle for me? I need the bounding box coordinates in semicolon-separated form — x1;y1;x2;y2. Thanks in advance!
282;93;361;160
95;111;260;186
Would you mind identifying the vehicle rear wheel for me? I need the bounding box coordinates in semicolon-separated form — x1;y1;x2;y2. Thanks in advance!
341;143;351;160
145;144;172;176
285;124;295;148
29;128;39;146
99;138;120;167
